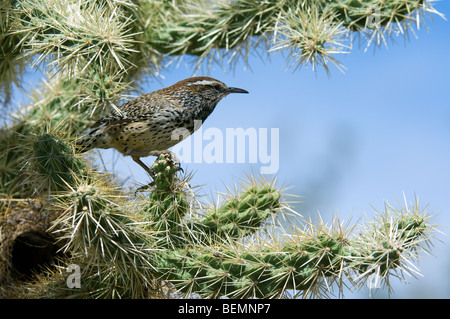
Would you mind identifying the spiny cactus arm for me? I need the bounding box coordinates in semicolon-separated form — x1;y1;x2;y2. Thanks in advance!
155;223;348;298
12;0;143;74
0;0;24;104
4;0;442;95
324;0;441;30
0;74;101;198
30;133;87;192
0;129;163;298
157;200;438;298
143;0;282;55
27;132;145;254
28;133;161;298
142;0;442;72
197;183;282;240
140;154;284;247
2;121;88;198
342;201;438;291
146;0;439;52
138;155;439;298
3;133;439;299
0;123;33;198
4;66;135;147
3;0;151;124
49;180;159;298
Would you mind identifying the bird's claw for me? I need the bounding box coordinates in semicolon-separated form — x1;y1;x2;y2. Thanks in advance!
131;150;184;192
175;162;184;174
134;181;156;194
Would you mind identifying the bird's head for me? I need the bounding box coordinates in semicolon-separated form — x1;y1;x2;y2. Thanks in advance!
172;76;248;101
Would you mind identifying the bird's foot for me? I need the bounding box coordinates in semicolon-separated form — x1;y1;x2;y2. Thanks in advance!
150;150;181;170
131;150;183;174
134;181;156;194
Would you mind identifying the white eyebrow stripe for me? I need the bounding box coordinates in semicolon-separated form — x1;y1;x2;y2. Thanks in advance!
185;80;221;86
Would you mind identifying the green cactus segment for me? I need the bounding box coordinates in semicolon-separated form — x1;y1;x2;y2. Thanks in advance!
0;125;28;197
329;0;428;30
396;216;427;244
8;133;436;298
142;192;189;228
23;76;109;136
341;211;433;283
0;1;23;103
142;154;281;244
51;181;158;299
200;186;281;239
156;229;349;298
150;154;180;192
158;236;346;298
145;0;282;56
141;190;190;247
137;154;437;298
154;205;434;298
15;0;139;73
32;133;86;191
6;0;437;80
144;0;433;56
59;184;135;253
76;193;136;248
139;154;191;247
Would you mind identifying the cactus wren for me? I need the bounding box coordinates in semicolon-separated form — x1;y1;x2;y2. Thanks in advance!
76;76;248;176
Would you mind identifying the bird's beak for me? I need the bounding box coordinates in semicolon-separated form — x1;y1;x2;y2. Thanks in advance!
224;87;249;94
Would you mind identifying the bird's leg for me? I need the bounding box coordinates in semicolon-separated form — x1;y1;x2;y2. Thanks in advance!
132;155;156;192
131;155;155;178
131;151;182;193
130;150;183;173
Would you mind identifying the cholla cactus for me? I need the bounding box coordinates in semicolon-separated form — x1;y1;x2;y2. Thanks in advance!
143;156;438;298
39;153;444;298
0;0;444;298
1;145;438;298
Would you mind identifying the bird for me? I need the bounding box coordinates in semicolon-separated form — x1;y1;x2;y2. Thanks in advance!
75;76;249;177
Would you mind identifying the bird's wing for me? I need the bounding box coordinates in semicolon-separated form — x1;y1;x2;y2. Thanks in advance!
90;92;176;128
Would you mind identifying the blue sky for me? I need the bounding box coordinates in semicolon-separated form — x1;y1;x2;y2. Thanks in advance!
11;1;449;298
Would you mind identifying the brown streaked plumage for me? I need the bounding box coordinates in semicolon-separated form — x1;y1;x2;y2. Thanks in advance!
76;76;248;175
